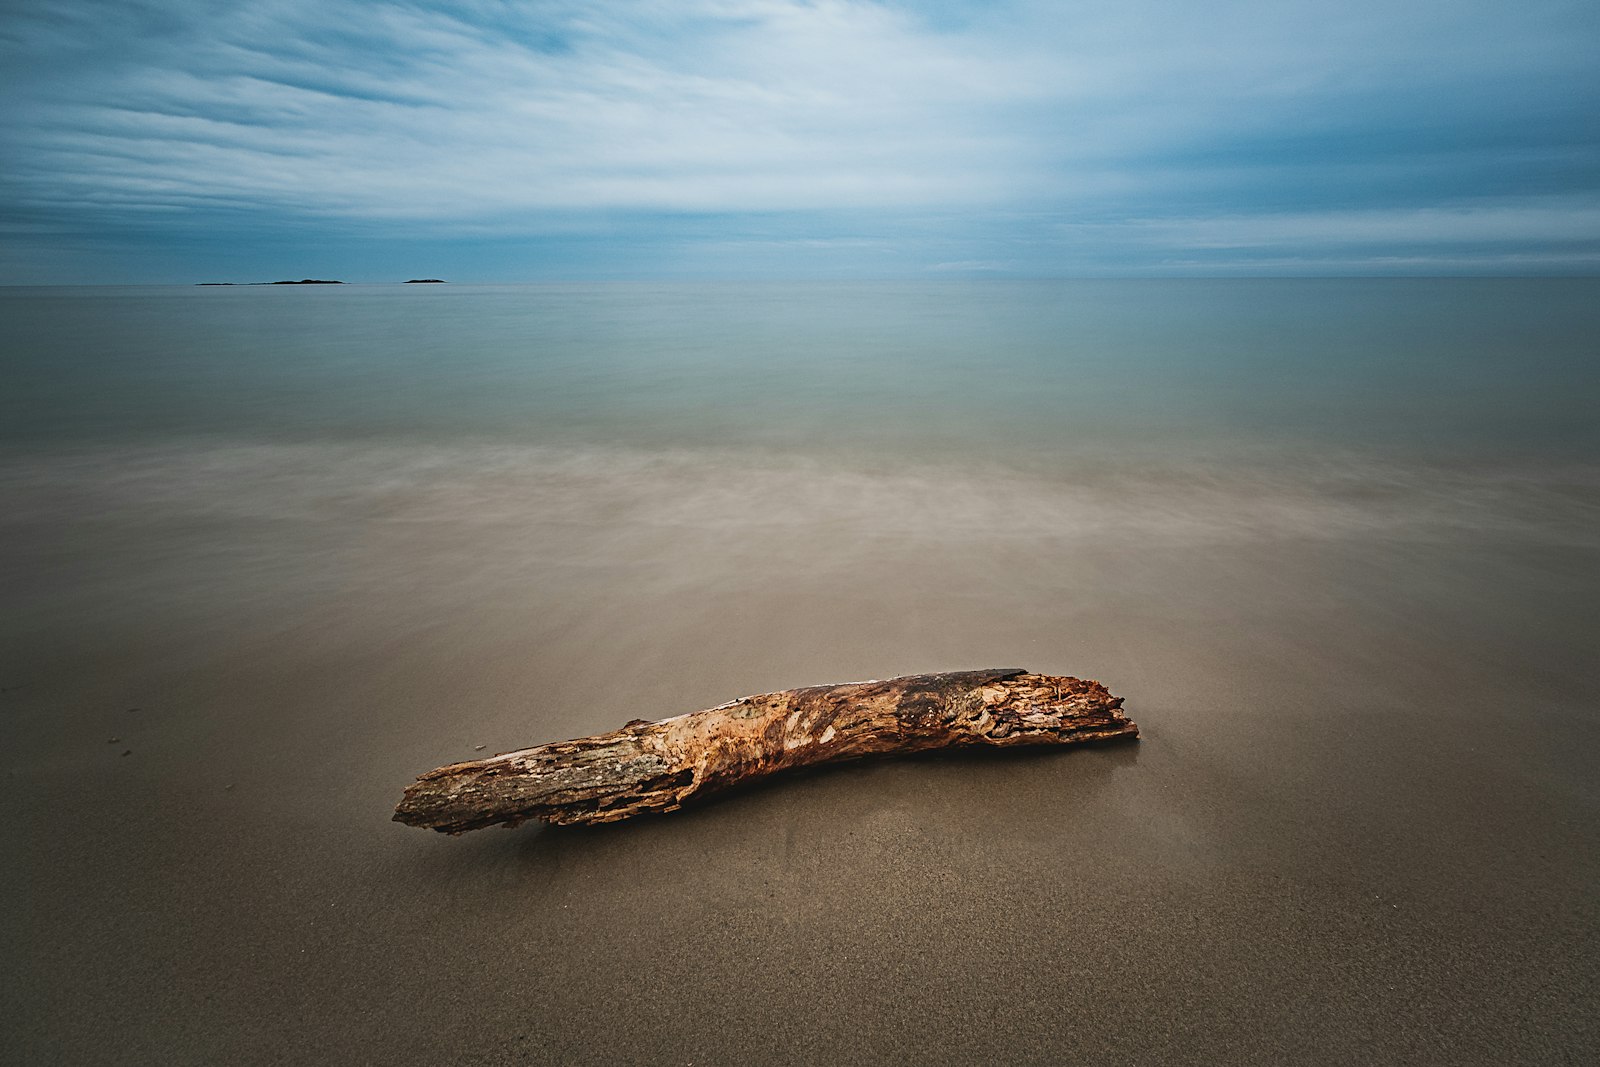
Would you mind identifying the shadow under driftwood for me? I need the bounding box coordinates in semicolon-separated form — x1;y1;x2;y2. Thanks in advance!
400;734;1144;890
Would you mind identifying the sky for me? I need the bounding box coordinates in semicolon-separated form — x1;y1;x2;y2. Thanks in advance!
1;0;1597;282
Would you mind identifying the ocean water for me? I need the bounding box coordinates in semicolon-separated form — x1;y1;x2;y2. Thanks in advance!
5;279;1599;460
4;280;1600;1063
4;279;1597;661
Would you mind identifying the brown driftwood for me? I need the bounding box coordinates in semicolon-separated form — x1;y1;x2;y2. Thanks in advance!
394;668;1137;833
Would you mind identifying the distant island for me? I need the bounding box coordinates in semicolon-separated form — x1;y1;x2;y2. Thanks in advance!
196;279;344;286
194;279;452;286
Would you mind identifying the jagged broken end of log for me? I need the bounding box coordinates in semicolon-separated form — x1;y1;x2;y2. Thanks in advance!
394;668;1137;834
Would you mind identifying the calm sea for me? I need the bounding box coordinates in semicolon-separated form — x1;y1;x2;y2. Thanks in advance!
4;278;1598;653
4;280;1599;463
5;280;1600;1063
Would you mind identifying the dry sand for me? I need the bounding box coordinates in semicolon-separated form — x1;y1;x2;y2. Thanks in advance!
3;443;1598;1064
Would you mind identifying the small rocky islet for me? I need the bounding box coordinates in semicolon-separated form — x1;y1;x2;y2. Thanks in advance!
195;278;447;285
196;279;343;285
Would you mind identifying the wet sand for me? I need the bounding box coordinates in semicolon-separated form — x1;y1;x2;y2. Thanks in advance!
3;442;1598;1064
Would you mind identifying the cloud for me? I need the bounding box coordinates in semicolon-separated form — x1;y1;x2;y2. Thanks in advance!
2;0;1028;221
1059;201;1600;251
926;260;1011;272
0;0;1596;278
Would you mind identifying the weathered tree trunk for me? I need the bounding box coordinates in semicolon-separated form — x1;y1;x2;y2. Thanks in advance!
394;668;1137;833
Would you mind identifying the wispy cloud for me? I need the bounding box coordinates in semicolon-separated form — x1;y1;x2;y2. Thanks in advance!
1;0;1596;279
4;1;1024;219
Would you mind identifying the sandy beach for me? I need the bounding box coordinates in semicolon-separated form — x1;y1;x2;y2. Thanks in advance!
3;429;1597;1064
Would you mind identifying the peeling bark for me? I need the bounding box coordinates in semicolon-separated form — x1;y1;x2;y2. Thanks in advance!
394;668;1137;833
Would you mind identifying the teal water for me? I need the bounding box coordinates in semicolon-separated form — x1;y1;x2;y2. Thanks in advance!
4;276;1598;680
4;280;1600;1064
5;279;1598;463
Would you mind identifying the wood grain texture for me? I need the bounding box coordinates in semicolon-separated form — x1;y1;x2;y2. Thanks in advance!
394;668;1137;832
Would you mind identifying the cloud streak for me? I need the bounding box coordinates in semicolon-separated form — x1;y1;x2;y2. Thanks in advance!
5;1;1024;217
1;0;1596;279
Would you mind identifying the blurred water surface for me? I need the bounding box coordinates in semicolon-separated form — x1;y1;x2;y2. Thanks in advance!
3;280;1598;1065
5;279;1597;461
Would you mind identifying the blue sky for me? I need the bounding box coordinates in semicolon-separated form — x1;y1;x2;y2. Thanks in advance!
1;0;1597;281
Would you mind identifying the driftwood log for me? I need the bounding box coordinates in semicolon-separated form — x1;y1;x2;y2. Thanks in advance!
394;668;1137;833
